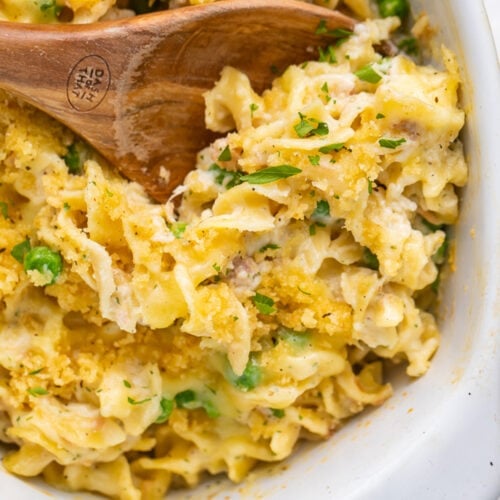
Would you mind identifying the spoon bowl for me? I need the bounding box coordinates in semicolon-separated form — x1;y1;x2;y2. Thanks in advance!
0;0;354;201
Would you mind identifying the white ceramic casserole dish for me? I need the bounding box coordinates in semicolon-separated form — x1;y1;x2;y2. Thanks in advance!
1;0;498;498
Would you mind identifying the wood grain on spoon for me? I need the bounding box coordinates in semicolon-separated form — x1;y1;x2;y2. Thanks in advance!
0;0;354;202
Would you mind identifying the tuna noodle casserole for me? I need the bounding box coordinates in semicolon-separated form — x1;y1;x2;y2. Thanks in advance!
0;0;467;498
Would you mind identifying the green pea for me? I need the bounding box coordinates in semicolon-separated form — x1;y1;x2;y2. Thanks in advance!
226;355;262;392
155;398;174;424
377;0;409;19
277;327;311;349
174;390;196;408
24;246;63;285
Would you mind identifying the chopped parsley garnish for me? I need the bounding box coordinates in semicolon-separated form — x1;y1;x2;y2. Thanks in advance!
27;387;49;397
169;222;187;238
252;292;276;314
320;82;331;102
315;20;353;41
312;200;330;219
367;178;373;194
362;247;379;270
63;143;83;175
0;202;8;220
123;380;132;388
433;236;449;265
379;137;407;149
398;37;419;56
209;163;242;189
155;398;174;423
318;45;337;64
127;396;151;405
355;64;383;84
39;0;62;16
271;408;285;418
376;113;386;119
28;368;44;376
431;273;441;294
421;217;445;232
294;113;329;138
308;155;320;166
240;165;301;184
259;243;280;253
217;145;232;162
250;103;259;114
11;238;31;263
319;142;345;154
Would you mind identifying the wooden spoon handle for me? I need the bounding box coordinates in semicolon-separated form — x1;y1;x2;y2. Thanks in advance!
0;0;355;201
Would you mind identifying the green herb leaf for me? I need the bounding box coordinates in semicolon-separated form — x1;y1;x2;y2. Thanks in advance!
11;239;31;264
0;202;8;220
318;45;337;64
252;292;276;314
421;217;445;232
217;145;232;162
314;122;329;136
169;222;187;239
320;82;332;103
308;155;320;166
315;20;353;40
379;137;407;149
209;163;242;189
294;114;315;137
367;178;373;194
259;243;280;253
398;37;419;56
241;165;301;185
294;113;329;138
123;380;132;388
63;143;83;175
362;247;379;270
27;387;49;397
319;142;345;154
23;246;63;285
433;236;448;265
271;408;285;418
431;273;441;294
127;396;151;405
155;398;174;423
376;113;385;119
309;224;317;236
28;368;44;376
355;64;383;84
312;200;330;219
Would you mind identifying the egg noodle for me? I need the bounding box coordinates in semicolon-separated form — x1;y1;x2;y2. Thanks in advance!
0;0;467;498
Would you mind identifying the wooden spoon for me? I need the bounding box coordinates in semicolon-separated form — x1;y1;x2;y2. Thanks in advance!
0;0;354;202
